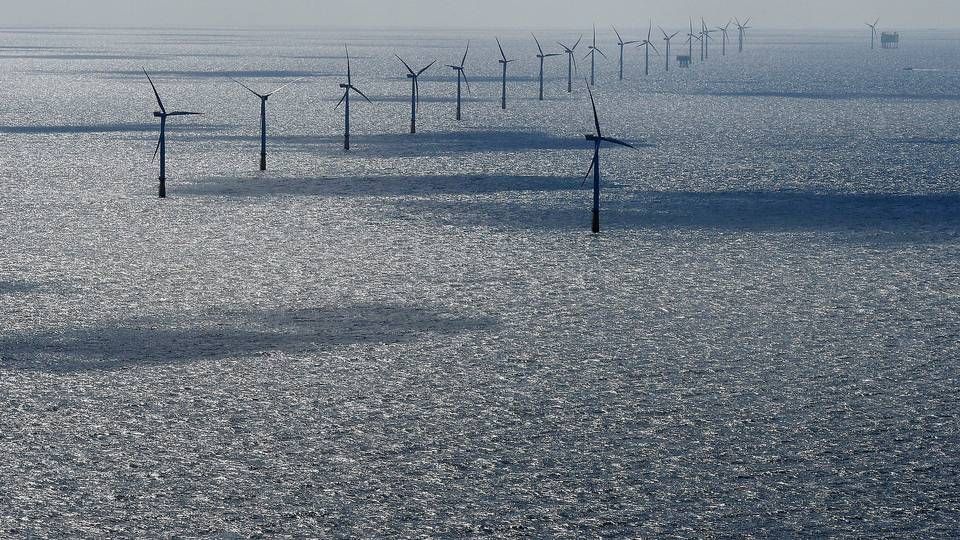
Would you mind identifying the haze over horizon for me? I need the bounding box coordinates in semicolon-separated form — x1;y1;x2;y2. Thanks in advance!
4;0;960;30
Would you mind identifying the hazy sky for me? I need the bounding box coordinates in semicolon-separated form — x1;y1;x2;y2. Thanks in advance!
5;0;960;29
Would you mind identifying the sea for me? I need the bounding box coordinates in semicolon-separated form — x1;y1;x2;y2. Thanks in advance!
1;25;958;537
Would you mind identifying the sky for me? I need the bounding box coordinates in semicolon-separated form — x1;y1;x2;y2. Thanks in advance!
4;0;959;29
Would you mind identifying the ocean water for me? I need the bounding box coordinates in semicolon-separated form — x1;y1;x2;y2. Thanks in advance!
1;25;959;537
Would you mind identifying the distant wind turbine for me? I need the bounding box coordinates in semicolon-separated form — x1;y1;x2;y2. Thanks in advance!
866;18;880;49
702;19;715;60
143;68;201;199
446;41;471;121
687;19;699;64
532;33;560;101
335;46;372;151
661;28;680;71
496;38;516;110
582;80;635;234
612;26;640;80
557;35;583;93
584;25;607;86
736;17;752;53
717;21;732;56
636;22;660;76
231;76;303;171
396;55;435;134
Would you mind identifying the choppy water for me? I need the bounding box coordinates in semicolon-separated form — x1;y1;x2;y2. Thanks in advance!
1;26;959;537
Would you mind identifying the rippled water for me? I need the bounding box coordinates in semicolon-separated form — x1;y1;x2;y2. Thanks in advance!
1;26;959;537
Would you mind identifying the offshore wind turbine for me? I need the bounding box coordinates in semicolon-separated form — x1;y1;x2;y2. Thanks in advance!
702;19;715;60
636;22;660;76
687;19;699;64
496;38;516;109
612;26;640;81
231;76;303;171
582;80;635;234
143;69;201;199
396;55;435;134
532;33;560;100
661;28;680;71
717;21;732;56
446;41;471;121
335;46;372;151
735;18;752;53
866;18;880;49
557;35;583;93
584;25;607;86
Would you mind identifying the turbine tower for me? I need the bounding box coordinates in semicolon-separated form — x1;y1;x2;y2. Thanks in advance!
335;46;372;151
446;41;471;121
557;35;583;93
496;38;516;110
532;33;560;101
612;26;640;81
735;18;752;53
396;55;435;134
582;81;635;234
231;76;303;171
584;26;607;86
143;69;201;199
660;28;680;71
637;22;660;76
866;18;880;49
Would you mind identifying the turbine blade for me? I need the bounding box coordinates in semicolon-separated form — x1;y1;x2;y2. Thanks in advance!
532;33;544;56
573;35;583;50
167;111;203;116
334;90;346;109
601;136;635;149
612;26;623;45
462;71;472;96
267;76;305;96
396;54;415;75
417;60;436;75
461;41;470;67
650;42;660;55
352;85;373;104
345;45;352;85
496;37;507;62
585;79;601;136
230;77;263;98
152;131;161;161
595;47;608;59
581;150;596;188
142;68;165;113
660;26;668;39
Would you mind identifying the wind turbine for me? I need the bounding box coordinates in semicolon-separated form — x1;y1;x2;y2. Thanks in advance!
584;25;607;86
716;21;732;56
396;55;435;134
335;46;372;151
446;41;471;121
660;28;680;71
582;80;635;234
143;68;201;199
612;26;640;80
636;22;660;76
866;18;880;49
557;35;583;93
735;18;752;53
230;76;303;171
496;38;516;110
701;19;715;60
532;33;560;101
687;19;699;64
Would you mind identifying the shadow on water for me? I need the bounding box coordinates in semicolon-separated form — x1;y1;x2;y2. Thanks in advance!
201;130;648;157
702;90;960;101
0;123;228;135
181;175;585;198
97;69;326;80
398;190;960;236
0;281;42;295
0;304;496;372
